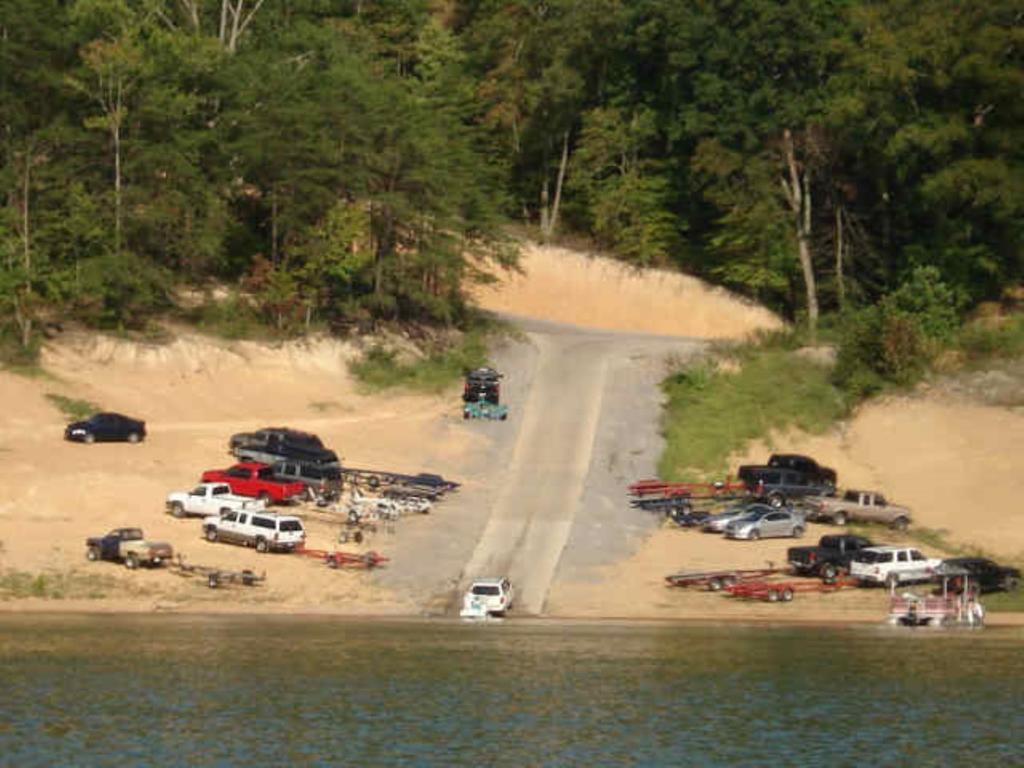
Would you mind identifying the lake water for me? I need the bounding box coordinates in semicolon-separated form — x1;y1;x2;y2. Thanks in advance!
0;615;1021;767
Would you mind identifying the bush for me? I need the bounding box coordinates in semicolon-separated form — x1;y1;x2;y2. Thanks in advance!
833;266;962;397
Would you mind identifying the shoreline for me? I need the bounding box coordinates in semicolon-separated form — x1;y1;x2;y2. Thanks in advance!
3;599;1023;628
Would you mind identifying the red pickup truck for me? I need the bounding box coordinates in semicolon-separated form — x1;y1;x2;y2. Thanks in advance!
201;462;305;503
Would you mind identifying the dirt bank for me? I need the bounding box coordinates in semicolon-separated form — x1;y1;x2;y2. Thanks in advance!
471;243;782;339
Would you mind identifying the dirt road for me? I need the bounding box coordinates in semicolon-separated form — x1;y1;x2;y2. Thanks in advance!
449;319;703;614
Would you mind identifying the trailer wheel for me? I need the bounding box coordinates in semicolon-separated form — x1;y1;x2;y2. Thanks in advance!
708;577;723;592
241;570;255;587
207;573;219;589
205;527;218;543
338;531;349;544
86;546;100;562
368;476;380;490
767;589;780;602
125;553;139;570
353;530;364;545
781;588;795;602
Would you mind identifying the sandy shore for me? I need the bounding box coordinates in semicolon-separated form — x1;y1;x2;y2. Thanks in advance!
2;243;1022;626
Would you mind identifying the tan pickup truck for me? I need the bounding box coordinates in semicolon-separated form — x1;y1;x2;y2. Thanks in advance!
805;490;912;531
86;528;174;569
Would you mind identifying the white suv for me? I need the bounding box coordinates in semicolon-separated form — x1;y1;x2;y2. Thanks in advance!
203;510;305;553
850;546;942;587
462;578;514;616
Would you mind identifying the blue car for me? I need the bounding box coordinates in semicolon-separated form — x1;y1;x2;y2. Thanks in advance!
65;412;146;444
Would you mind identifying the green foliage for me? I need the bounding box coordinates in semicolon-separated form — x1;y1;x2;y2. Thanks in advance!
834;267;963;396
188;292;271;341
350;330;490;393
659;347;848;480
0;569;120;600
45;393;101;420
957;315;1024;363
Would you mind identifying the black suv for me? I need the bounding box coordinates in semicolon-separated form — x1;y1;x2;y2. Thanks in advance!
942;558;1021;593
65;412;146;444
767;453;837;489
463;367;502;404
737;465;834;507
230;428;339;466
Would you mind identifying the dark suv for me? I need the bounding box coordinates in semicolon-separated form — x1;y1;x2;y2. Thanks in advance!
65;412;146;444
737;465;833;508
230;428;339;466
463;367;502;404
767;453;837;489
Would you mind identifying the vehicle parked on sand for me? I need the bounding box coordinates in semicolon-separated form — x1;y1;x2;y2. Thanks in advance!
200;462;305;504
736;465;833;508
86;528;173;569
65;412;146;444
202;510;305;553
766;454;837;489
463;367;502;405
850;546;942;587
788;534;876;579
460;578;514;617
166;483;266;519
229;427;339;466
702;503;774;533
941;557;1021;594
724;507;806;540
805;490;911;531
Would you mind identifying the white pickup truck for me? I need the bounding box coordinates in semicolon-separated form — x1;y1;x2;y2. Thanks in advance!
166;482;266;519
850;546;943;587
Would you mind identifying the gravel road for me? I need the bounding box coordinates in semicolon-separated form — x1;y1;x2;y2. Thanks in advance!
377;316;704;615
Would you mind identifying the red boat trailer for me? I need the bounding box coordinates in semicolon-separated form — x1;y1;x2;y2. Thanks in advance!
665;566;782;591
630;478;748;499
295;545;389;569
725;578;858;602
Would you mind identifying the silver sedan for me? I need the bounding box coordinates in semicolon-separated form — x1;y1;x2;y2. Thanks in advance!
701;503;774;533
724;508;805;540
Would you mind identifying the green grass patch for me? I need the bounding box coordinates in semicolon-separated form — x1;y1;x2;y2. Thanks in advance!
956;313;1024;364
658;345;848;480
45;393;101;420
981;588;1024;613
0;569;120;600
350;329;492;393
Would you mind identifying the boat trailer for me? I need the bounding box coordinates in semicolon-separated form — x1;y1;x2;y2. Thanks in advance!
170;555;266;589
295;545;389;569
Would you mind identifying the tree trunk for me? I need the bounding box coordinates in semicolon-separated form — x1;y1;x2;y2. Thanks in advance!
270;186;278;264
539;177;550;239
781;129;818;340
835;203;845;309
21;151;30;272
548;129;570;239
113;79;123;257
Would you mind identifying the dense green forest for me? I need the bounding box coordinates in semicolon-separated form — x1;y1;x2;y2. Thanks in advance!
2;1;1021;362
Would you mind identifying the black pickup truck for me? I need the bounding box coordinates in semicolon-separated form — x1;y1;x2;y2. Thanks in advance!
788;534;875;579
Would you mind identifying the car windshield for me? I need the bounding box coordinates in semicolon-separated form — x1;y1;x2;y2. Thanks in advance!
279;520;303;532
472;585;501;596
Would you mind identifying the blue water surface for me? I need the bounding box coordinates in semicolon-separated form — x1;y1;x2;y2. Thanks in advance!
0;615;1021;767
